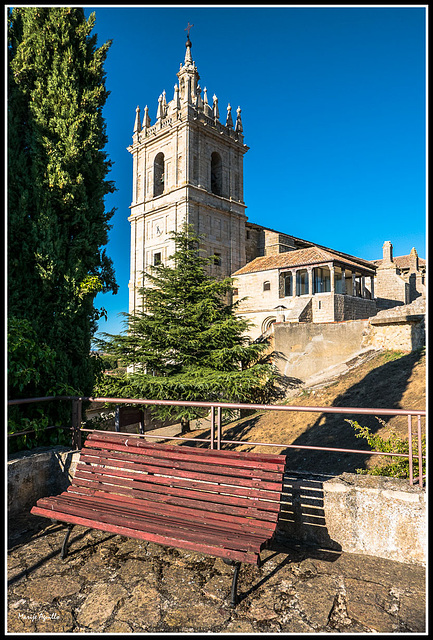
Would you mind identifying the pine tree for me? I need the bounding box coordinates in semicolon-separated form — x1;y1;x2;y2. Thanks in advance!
95;224;278;432
8;7;118;438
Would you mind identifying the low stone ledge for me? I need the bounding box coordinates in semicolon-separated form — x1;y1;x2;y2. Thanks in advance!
369;313;424;325
277;470;425;567
8;446;80;520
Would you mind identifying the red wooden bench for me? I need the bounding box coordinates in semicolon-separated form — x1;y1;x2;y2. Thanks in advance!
31;431;286;606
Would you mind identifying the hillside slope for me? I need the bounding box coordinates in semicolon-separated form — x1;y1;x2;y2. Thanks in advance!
186;348;426;477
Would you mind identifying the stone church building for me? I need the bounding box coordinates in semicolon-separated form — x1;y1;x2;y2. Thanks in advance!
127;34;425;339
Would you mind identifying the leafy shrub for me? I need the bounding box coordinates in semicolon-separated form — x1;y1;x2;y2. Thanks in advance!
346;418;425;480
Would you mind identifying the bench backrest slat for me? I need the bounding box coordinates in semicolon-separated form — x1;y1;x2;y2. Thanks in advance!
85;432;286;469
71;466;282;511
69;432;286;533
78;449;283;485
70;474;280;525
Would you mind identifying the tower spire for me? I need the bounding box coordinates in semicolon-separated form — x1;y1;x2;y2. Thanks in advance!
226;103;233;129
184;30;193;65
235;106;243;134
133;105;141;133
177;24;200;106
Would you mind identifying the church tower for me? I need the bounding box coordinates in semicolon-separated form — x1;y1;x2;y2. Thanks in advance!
127;31;249;314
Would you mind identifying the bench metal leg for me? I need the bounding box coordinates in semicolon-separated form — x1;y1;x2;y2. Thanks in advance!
61;524;75;559
223;559;241;607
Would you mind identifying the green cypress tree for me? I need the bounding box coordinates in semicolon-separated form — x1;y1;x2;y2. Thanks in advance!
94;224;278;432
8;7;117;439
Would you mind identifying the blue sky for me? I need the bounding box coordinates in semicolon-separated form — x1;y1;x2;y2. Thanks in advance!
86;5;426;338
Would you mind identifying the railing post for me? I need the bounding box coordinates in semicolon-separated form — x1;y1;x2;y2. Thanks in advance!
217;406;222;450
115;406;120;432
210;406;215;450
71;398;82;450
417;414;423;488
407;415;413;486
139;410;145;436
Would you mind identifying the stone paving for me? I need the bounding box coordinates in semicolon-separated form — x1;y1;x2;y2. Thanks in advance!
7;515;426;634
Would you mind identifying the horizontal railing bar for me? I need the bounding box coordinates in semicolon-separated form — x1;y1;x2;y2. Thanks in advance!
219;439;425;458
7;396;76;405
83;397;427;417
80;427;212;444
8;395;426;417
7;425;70;438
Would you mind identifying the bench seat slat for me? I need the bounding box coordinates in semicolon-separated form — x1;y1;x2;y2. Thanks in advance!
79;446;284;482
30;505;260;565
66;487;278;536
33;495;271;549
33;500;268;553
60;484;278;533
67;478;279;523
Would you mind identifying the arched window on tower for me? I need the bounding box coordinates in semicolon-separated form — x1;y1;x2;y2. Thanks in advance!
211;152;222;196
154;153;165;197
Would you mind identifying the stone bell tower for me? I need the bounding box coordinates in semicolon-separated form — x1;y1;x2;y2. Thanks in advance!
127;30;249;314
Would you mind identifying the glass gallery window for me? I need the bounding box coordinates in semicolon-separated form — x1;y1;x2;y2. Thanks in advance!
313;266;331;293
283;273;292;297
296;269;309;295
334;266;344;293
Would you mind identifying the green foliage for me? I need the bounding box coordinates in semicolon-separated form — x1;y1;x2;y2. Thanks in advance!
95;224;279;429
8;318;57;395
7;317;74;452
7;7;117;449
381;350;406;363
346;418;426;480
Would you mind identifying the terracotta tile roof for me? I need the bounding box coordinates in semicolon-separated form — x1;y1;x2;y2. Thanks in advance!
232;246;375;276
371;255;426;270
245;223;377;270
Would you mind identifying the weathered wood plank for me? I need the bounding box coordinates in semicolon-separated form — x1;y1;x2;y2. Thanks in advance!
86;432;286;469
67;477;279;523
32;495;271;548
79;445;284;481
74;458;283;492
72;463;282;508
68;470;281;512
53;486;277;533
30;505;260;564
75;458;284;501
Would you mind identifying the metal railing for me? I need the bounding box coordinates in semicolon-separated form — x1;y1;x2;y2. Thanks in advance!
7;395;426;487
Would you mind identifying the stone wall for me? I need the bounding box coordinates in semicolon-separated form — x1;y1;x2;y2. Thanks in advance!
8;446;80;521
272;307;425;385
375;266;408;310
273;319;372;384
277;471;425;566
333;293;377;321
368;299;426;352
369;317;425;352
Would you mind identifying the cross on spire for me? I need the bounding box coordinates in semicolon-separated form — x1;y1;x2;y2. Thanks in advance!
185;22;194;37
